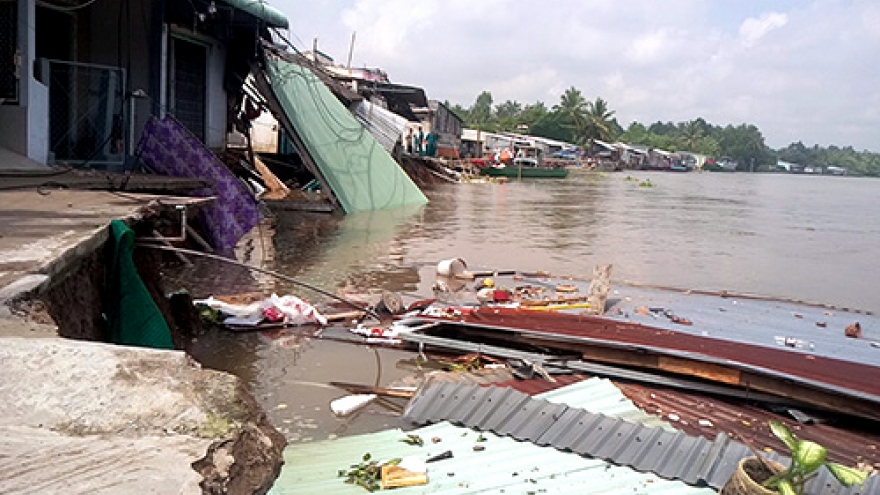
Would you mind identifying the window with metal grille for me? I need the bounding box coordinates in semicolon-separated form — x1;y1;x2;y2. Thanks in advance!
170;38;207;140
46;60;125;165
0;0;18;102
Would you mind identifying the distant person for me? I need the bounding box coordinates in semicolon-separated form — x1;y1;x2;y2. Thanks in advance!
499;148;512;165
406;128;414;154
416;126;425;156
425;130;439;157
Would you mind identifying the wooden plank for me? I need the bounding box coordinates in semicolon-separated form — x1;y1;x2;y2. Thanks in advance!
658;355;742;386
324;310;366;322
330;381;416;399
740;372;880;422
524;333;742;388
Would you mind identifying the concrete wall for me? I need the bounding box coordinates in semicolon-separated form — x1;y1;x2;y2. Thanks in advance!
0;0;47;162
2;0;232;165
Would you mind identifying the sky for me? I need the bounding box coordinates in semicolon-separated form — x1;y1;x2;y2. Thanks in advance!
270;0;880;152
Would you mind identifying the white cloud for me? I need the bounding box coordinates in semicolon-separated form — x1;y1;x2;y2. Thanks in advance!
739;12;788;47
275;0;880;151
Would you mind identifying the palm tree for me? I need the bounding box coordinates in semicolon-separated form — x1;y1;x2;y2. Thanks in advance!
677;120;705;152
553;87;588;144
583;97;616;142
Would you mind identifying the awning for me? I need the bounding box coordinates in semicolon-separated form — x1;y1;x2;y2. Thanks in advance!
219;0;289;29
359;82;428;121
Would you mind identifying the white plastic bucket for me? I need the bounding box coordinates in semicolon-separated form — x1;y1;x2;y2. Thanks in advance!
436;258;468;278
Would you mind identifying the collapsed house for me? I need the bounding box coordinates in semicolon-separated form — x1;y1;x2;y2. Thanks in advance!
0;0;430;235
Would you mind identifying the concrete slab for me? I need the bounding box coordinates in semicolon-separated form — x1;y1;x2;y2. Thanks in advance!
0;189;207;297
0;338;249;494
0;146;48;171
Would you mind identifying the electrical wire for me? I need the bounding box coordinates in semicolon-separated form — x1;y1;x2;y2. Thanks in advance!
35;0;100;13
261;36;368;139
134;242;381;320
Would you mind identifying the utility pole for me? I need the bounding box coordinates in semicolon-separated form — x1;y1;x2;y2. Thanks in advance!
347;31;356;70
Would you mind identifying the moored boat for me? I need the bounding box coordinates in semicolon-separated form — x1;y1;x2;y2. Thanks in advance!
480;162;570;179
479;145;570;179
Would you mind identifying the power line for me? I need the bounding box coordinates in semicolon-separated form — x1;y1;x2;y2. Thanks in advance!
134;243;381;320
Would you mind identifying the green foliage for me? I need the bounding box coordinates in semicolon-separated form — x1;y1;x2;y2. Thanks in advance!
762;420;868;494
778;141;880;176
583;97;619;142
338;453;401;492
400;434;424;446
196;303;223;325
450;89;878;174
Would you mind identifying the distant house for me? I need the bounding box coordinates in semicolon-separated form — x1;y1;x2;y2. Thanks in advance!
776;160;796;172
0;0;287;168
615;143;648;169
676;151;708;170
410;100;462;158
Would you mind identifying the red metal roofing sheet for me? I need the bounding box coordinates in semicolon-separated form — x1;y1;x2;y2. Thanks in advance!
423;308;880;398
491;374;880;470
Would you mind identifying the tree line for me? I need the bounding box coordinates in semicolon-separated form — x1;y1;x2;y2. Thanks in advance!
447;88;880;176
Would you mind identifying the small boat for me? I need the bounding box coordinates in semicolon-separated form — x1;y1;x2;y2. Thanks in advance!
480;146;569;179
481;162;570;179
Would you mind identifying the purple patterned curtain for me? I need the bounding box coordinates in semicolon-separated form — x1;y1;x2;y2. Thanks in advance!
137;115;260;252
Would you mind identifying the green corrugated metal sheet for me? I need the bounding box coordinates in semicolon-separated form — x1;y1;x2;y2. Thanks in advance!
219;0;289;28
268;378;714;494
263;58;428;213
270;424;715;494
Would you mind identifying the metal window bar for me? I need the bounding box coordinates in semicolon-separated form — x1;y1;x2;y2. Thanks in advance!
0;0;18;103
44;59;125;167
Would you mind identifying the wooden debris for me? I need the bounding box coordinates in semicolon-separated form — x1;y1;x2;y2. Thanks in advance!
381;464;428;489
585;264;612;316
330;381;416;399
845;322;862;339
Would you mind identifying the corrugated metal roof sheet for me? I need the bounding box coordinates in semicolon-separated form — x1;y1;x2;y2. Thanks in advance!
267;377;719;494
402;381;879;494
219;0;289;28
405;306;880;421
260;57;427;213
615;381;880;470
268;424;717;495
533;377;673;431
493;374;880;471
351;100;407;154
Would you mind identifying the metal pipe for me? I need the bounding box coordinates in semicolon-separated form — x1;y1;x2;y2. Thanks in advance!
149;205;187;242
134;242;380;319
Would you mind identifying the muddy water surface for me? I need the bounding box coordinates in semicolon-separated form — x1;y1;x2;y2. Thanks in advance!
168;171;880;442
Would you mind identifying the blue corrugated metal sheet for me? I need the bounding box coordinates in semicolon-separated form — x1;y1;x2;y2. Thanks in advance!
402;381;879;494
268;378;716;494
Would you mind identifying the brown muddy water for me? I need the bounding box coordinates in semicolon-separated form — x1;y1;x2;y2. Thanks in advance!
160;170;880;443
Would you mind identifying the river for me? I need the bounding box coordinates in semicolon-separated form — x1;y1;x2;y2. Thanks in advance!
178;170;880;442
